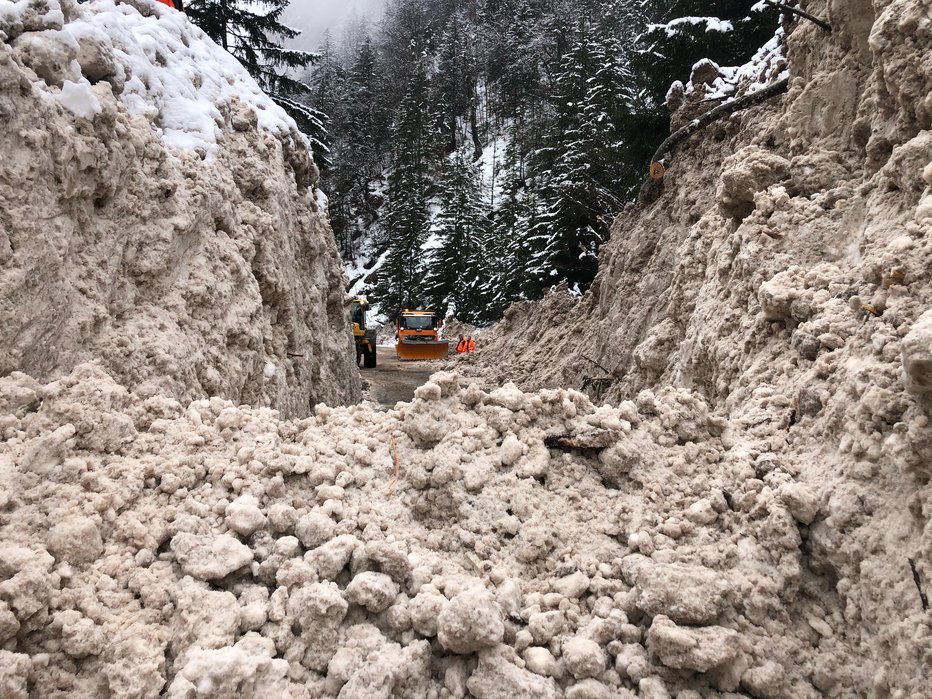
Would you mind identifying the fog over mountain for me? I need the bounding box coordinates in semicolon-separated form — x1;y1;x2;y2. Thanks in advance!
283;0;387;52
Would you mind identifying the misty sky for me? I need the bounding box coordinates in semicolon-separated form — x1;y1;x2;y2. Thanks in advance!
283;0;387;52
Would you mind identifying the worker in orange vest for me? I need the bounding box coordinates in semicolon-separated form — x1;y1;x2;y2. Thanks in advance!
155;0;184;10
456;335;467;353
467;337;476;353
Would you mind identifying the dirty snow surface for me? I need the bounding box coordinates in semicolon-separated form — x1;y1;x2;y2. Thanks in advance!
0;363;875;699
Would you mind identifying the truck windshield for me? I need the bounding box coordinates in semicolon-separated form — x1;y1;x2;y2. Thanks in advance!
401;315;435;330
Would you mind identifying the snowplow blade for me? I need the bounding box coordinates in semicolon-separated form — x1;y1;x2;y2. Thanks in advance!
396;341;450;361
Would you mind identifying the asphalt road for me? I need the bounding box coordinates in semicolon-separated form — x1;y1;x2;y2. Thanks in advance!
359;345;444;407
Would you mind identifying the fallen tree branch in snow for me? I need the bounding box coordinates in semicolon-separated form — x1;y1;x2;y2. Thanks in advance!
763;0;832;33
582;355;614;376
649;77;790;179
544;430;620;451
908;558;929;611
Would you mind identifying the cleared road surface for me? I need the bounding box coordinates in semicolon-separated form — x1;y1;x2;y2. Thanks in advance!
360;345;445;407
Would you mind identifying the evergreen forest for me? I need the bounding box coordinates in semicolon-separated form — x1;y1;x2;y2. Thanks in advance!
274;1;779;322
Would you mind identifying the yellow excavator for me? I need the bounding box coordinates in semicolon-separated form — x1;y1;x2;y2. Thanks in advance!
395;309;450;361
351;296;377;368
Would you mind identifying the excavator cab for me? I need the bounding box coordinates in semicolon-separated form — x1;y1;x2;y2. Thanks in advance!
395;310;450;361
351;297;377;368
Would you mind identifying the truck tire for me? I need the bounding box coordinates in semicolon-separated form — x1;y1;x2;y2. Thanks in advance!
363;331;377;368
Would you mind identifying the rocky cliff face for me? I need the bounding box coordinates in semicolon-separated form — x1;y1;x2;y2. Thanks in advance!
0;0;360;415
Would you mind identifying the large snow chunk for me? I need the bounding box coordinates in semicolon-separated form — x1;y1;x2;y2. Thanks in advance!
758;268;804;322
467;648;561;699
717;146;791;220
409;587;446;637
47;515;103;565
345;572;398;613
528;610;565;645
287;582;348;672
0;650;31;699
170;533;252;581
779;483;820;524
363;541;412;584
0;602;19;643
309;534;358;580
53;609;105;657
635;563;729;624
19;423;75;475
596;436;654;487
101;627;168;699
523;647;556;676
166;635;290;699
554;571;589;599
288;582;348;627
225;495;266;537
437;587;505;654
561;636;605;680
295;511;335;549
647;615;741;672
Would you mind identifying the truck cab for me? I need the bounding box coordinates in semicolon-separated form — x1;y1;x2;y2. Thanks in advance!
395;310;449;361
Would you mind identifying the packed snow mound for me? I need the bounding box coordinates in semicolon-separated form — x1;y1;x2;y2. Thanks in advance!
1;363;908;697
453;0;932;694
0;0;360;415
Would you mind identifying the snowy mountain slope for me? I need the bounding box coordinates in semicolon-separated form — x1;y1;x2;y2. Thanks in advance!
0;0;359;414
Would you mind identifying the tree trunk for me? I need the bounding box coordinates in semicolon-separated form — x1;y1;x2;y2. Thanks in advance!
220;0;229;50
470;101;483;161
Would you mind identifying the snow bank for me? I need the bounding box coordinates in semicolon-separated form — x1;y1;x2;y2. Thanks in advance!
0;0;360;414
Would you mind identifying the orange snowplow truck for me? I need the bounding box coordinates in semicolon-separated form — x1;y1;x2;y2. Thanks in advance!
395;310;449;361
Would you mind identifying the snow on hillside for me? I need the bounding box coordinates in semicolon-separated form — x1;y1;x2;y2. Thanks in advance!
1;0;303;155
646;16;735;37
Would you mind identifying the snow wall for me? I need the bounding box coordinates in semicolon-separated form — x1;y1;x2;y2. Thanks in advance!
453;0;932;693
0;0;360;416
